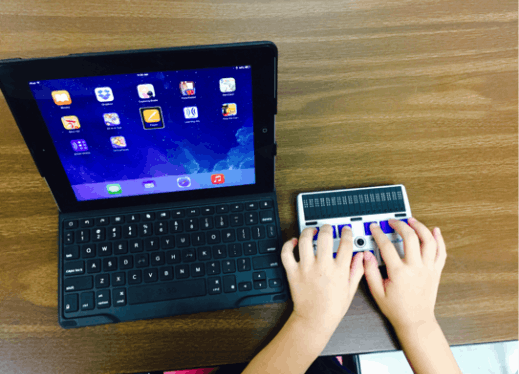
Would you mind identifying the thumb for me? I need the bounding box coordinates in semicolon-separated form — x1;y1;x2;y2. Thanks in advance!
363;251;385;302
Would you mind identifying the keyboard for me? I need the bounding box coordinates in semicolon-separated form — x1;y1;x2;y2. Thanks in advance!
296;185;412;266
60;197;287;323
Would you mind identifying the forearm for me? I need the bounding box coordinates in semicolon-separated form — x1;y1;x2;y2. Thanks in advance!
242;314;332;374
394;319;462;374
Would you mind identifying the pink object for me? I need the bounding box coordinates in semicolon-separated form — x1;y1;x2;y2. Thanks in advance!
335;356;343;366
164;369;216;374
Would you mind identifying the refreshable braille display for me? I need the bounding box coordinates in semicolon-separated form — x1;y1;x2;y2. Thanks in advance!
297;185;412;266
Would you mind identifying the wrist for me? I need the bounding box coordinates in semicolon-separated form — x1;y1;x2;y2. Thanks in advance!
392;317;441;338
287;313;335;351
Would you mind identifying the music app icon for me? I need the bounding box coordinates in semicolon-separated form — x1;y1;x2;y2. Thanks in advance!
211;173;225;185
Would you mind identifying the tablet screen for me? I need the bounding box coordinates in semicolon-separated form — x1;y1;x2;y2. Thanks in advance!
28;65;255;201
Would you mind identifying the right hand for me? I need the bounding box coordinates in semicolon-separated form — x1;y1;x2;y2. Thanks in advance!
363;218;447;331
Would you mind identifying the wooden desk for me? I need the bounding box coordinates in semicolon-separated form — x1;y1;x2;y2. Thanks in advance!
0;1;517;373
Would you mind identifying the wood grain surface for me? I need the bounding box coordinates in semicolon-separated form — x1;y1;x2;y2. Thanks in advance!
0;0;517;373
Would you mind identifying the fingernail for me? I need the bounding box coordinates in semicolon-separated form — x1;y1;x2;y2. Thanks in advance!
363;251;372;260
408;217;416;223
388;219;397;223
370;222;379;228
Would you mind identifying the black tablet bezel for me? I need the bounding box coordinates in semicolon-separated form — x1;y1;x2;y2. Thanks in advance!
0;42;277;213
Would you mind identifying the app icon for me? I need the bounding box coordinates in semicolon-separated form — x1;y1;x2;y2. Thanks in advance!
179;81;195;96
95;87;114;102
140;107;165;129
70;139;88;152
177;176;191;188
137;84;155;99
61;115;81;130
143;180;156;189
211;174;225;184
106;184;122;195
222;103;237;117
103;113;120;126
110;136;127;149
183;106;198;119
219;78;236;93
52;90;72;105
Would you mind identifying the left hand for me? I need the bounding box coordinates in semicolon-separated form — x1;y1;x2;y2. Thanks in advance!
281;224;365;337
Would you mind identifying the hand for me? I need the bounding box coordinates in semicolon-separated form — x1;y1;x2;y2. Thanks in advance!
281;224;365;337
363;218;447;332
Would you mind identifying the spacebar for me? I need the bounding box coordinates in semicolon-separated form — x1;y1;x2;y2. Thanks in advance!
128;279;207;305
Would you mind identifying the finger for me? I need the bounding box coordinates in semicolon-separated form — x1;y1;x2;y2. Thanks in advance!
362;250;385;301
371;223;402;271
389;219;421;265
299;227;317;269
348;251;365;294
407;217;436;266
316;224;334;263
336;225;354;268
433;227;447;271
281;238;298;275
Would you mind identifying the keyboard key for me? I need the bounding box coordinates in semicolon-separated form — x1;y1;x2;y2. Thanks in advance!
92;228;105;242
253;271;266;280
216;205;229;213
246;202;258;210
86;259;101;273
64;261;85;276
237;258;251;272
154;222;168;235
80;292;94;311
176;234;190;248
230;214;243;227
126;214;140;223
259;240;277;254
64;231;74;245
379;221;394;234
96;217;109;226
222;229;235;243
144;238;159;251
207;231;221;244
159;266;174;281
215;216;229;228
254;280;267;290
364;222;378;236
208;277;222;294
228;243;243;257
212;245;227;259
160;236;175;249
252;255;280;270
191;263;205;277
143;212;155;221
200;217;213;230
111;216;125;224
64;245;80;260
158;211;170;220
64;294;78;313
223;275;237;293
267;225;277;238
243;242;257;255
187;208;200;217
260;200;273;209
128;270;142;284
98;243;112;256
64;276;93;292
269;278;282;288
176;264;190;279
119;256;133;270
64;220;78;230
206;261;221;275
108;227;121;240
113;288;127;307
76;229;90;243
251;226;266;240
166;250;181;264
338;224;352;237
222;259;236;273
112;272;125;286
182;249;196;262
237;227;251;241
170;220;184;233
245;212;258;225
202;207;215;215
312;227;319;241
186;218;199;231
151;252;165;266
103;258;117;272
144;268;158;283
95;274;110;288
139;223;152;236
135;254;149;268
230;203;244;212
191;232;206;246
197;247;212;261
171;209;185;218
238;282;252;291
79;218;94;228
96;290;110;309
114;241;128;255
259;211;274;224
128;279;206;305
129;239;143;253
